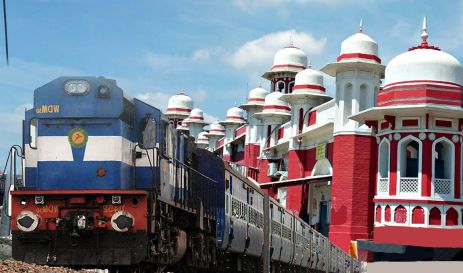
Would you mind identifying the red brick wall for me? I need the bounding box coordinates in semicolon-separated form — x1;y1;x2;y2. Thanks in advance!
244;144;261;168
329;135;377;253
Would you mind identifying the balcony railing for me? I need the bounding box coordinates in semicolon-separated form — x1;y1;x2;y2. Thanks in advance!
377;177;389;195
434;178;452;197
228;162;259;180
399;177;419;195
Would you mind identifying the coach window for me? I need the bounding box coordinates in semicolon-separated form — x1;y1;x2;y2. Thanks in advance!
30;118;38;149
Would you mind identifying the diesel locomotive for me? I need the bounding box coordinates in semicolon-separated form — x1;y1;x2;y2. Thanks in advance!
10;77;361;273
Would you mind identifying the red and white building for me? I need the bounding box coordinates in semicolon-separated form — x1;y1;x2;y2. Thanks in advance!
164;18;463;259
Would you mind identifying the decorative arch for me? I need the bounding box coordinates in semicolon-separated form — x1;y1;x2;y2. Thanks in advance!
446;207;458;226
412;206;425;224
359;84;368;111
378;138;390;179
384;205;391;222
312;158;333;176
375;205;382;223
276;81;285;93
432;137;455;198
429;207;441;225
394;205;407;224
397;135;422;195
288;81;295;93
343;83;353;126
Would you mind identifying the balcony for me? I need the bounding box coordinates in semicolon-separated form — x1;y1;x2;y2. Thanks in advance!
433;178;452;198
377;177;389;196
399;177;419;196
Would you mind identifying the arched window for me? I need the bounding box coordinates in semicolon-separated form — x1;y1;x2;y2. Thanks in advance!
343;83;352;126
359;84;368;111
412;206;424;224
276;81;285;93
398;136;421;195
446;207;458;226
433;138;454;197
394;205;407;224
384;205;391;222
378;139;390;195
298;108;304;134
429;207;441;225
288;82;295;93
375;205;382;223
379;139;390;178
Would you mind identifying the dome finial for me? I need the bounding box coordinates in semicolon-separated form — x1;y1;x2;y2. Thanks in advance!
421;16;428;45
359;18;363;32
308;58;312;68
289;30;294;46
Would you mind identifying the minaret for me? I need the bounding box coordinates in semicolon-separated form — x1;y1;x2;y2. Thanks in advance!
205;122;225;151
254;92;292;184
196;131;209;149
280;64;332;215
220;107;246;162
240;86;269;169
182;108;207;141
262;44;307;94
321;20;385;254
164;92;193;127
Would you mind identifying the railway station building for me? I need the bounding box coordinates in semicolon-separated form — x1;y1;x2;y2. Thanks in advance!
163;18;463;256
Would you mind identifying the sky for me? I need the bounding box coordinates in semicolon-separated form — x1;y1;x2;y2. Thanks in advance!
1;0;463;168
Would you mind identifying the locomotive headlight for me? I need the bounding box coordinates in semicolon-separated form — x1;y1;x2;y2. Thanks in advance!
34;195;44;205
111;211;134;232
97;85;111;98
64;80;90;95
112;195;121;204
16;211;40;232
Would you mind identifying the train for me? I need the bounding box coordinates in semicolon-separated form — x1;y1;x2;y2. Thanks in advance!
9;76;362;273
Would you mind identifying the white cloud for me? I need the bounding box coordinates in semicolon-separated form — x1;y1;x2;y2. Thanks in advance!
0;58;81;89
144;48;215;72
192;49;211;61
225;30;327;72
136;92;173;111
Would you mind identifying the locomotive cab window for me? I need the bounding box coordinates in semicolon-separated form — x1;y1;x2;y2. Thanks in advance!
30;118;38;149
141;118;157;149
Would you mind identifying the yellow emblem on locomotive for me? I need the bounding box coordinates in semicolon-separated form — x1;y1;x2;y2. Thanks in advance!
68;128;88;148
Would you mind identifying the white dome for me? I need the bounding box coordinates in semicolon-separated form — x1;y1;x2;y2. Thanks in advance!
271;46;307;72
247;87;269;105
262;92;291;115
177;122;189;131
207;122;225;136
385;48;463;86
165;92;193;117
196;131;209;145
183;108;205;124
378;46;463;108
223;107;246;124
293;68;325;94
339;32;380;64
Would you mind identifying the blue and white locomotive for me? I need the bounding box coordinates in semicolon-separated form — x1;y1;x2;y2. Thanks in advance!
11;76;360;273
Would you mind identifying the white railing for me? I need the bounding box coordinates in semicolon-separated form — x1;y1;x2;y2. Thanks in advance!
399;177;419;195
433;178;452;197
228;162;248;177
377;177;389;195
